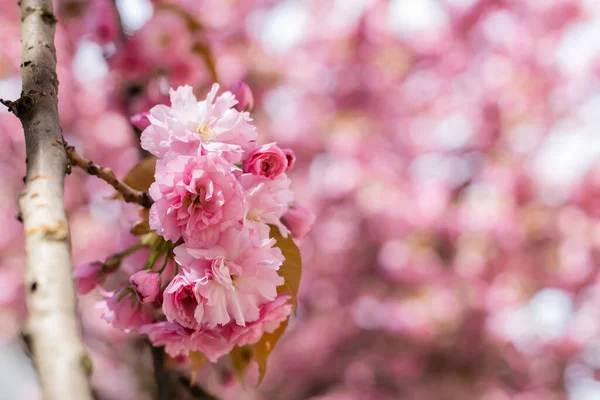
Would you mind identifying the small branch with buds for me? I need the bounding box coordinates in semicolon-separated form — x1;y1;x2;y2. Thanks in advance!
64;144;153;208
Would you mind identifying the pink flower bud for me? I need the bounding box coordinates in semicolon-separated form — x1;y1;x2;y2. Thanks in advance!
230;81;254;112
74;262;103;295
242;142;288;179
130;112;150;131
282;204;316;240
129;270;161;304
282;148;296;171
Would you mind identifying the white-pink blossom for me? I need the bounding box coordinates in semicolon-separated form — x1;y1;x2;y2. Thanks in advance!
149;152;245;244
141;84;257;161
174;226;284;328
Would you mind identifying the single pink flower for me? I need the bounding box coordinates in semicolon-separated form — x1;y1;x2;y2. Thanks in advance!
231;294;292;347
101;292;154;332
142;322;235;362
137;11;192;66
74;262;103;295
282;203;316;240
141;84;257;161
129;270;161;304
230;81;254;112
162;274;201;329
109;39;152;81
174;226;285;328
149;153;245;244
167;55;207;89
142;321;191;358
189;328;235;362
282;148;296;171
241;173;294;236
242;142;288;179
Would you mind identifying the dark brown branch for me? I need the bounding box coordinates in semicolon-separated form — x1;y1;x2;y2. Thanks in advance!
179;376;220;400
0;98;19;114
12;0;93;399
151;345;178;400
150;344;219;400
65;144;153;208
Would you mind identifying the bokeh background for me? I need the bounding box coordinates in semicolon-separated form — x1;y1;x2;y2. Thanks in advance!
2;0;600;399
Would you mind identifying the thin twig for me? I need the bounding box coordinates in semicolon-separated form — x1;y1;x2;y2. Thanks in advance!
65;144;153;208
13;1;93;399
1;98;21;115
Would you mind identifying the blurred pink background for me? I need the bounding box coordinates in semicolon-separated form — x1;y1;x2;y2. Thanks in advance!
2;0;600;399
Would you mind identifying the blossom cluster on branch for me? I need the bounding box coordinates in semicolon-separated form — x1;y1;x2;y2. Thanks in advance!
75;83;313;367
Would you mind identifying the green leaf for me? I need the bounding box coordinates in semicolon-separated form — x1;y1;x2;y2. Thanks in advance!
251;317;289;385
123;156;157;191
269;224;302;312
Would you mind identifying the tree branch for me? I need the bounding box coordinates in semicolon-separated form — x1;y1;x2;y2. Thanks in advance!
64;144;153;208
10;0;93;399
151;345;178;400
151;344;219;400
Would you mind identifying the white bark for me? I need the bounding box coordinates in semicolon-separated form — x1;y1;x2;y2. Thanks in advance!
7;0;93;398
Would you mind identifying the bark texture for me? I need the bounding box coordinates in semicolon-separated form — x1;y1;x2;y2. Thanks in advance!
6;1;93;398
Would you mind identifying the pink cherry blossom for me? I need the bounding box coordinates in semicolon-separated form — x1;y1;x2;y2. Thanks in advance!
282;203;316;240
142;322;236;362
140;84;257;161
130;112;150;131
148;152;245;244
174;226;284;328
101;292;154;332
129;270;160;304
230;80;254;112
141;321;191;358
188;328;235;362
136;11;192;66
231;294;292;346
167;55;208;89
74;262;103;295
282;148;296;171
243;142;288;179
86;0;119;45
162;274;201;329
241;173;294;236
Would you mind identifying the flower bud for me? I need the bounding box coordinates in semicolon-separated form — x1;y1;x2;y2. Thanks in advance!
282;204;316;240
130;112;150;131
230;81;254;112
282;148;296;171
129;270;161;304
243;143;288;179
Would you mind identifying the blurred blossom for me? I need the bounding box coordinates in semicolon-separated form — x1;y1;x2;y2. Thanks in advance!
230;80;255;112
2;0;600;398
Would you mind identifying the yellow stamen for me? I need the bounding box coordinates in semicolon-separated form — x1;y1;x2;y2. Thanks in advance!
194;123;216;141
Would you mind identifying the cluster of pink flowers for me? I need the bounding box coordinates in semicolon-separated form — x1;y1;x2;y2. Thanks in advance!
75;83;314;362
